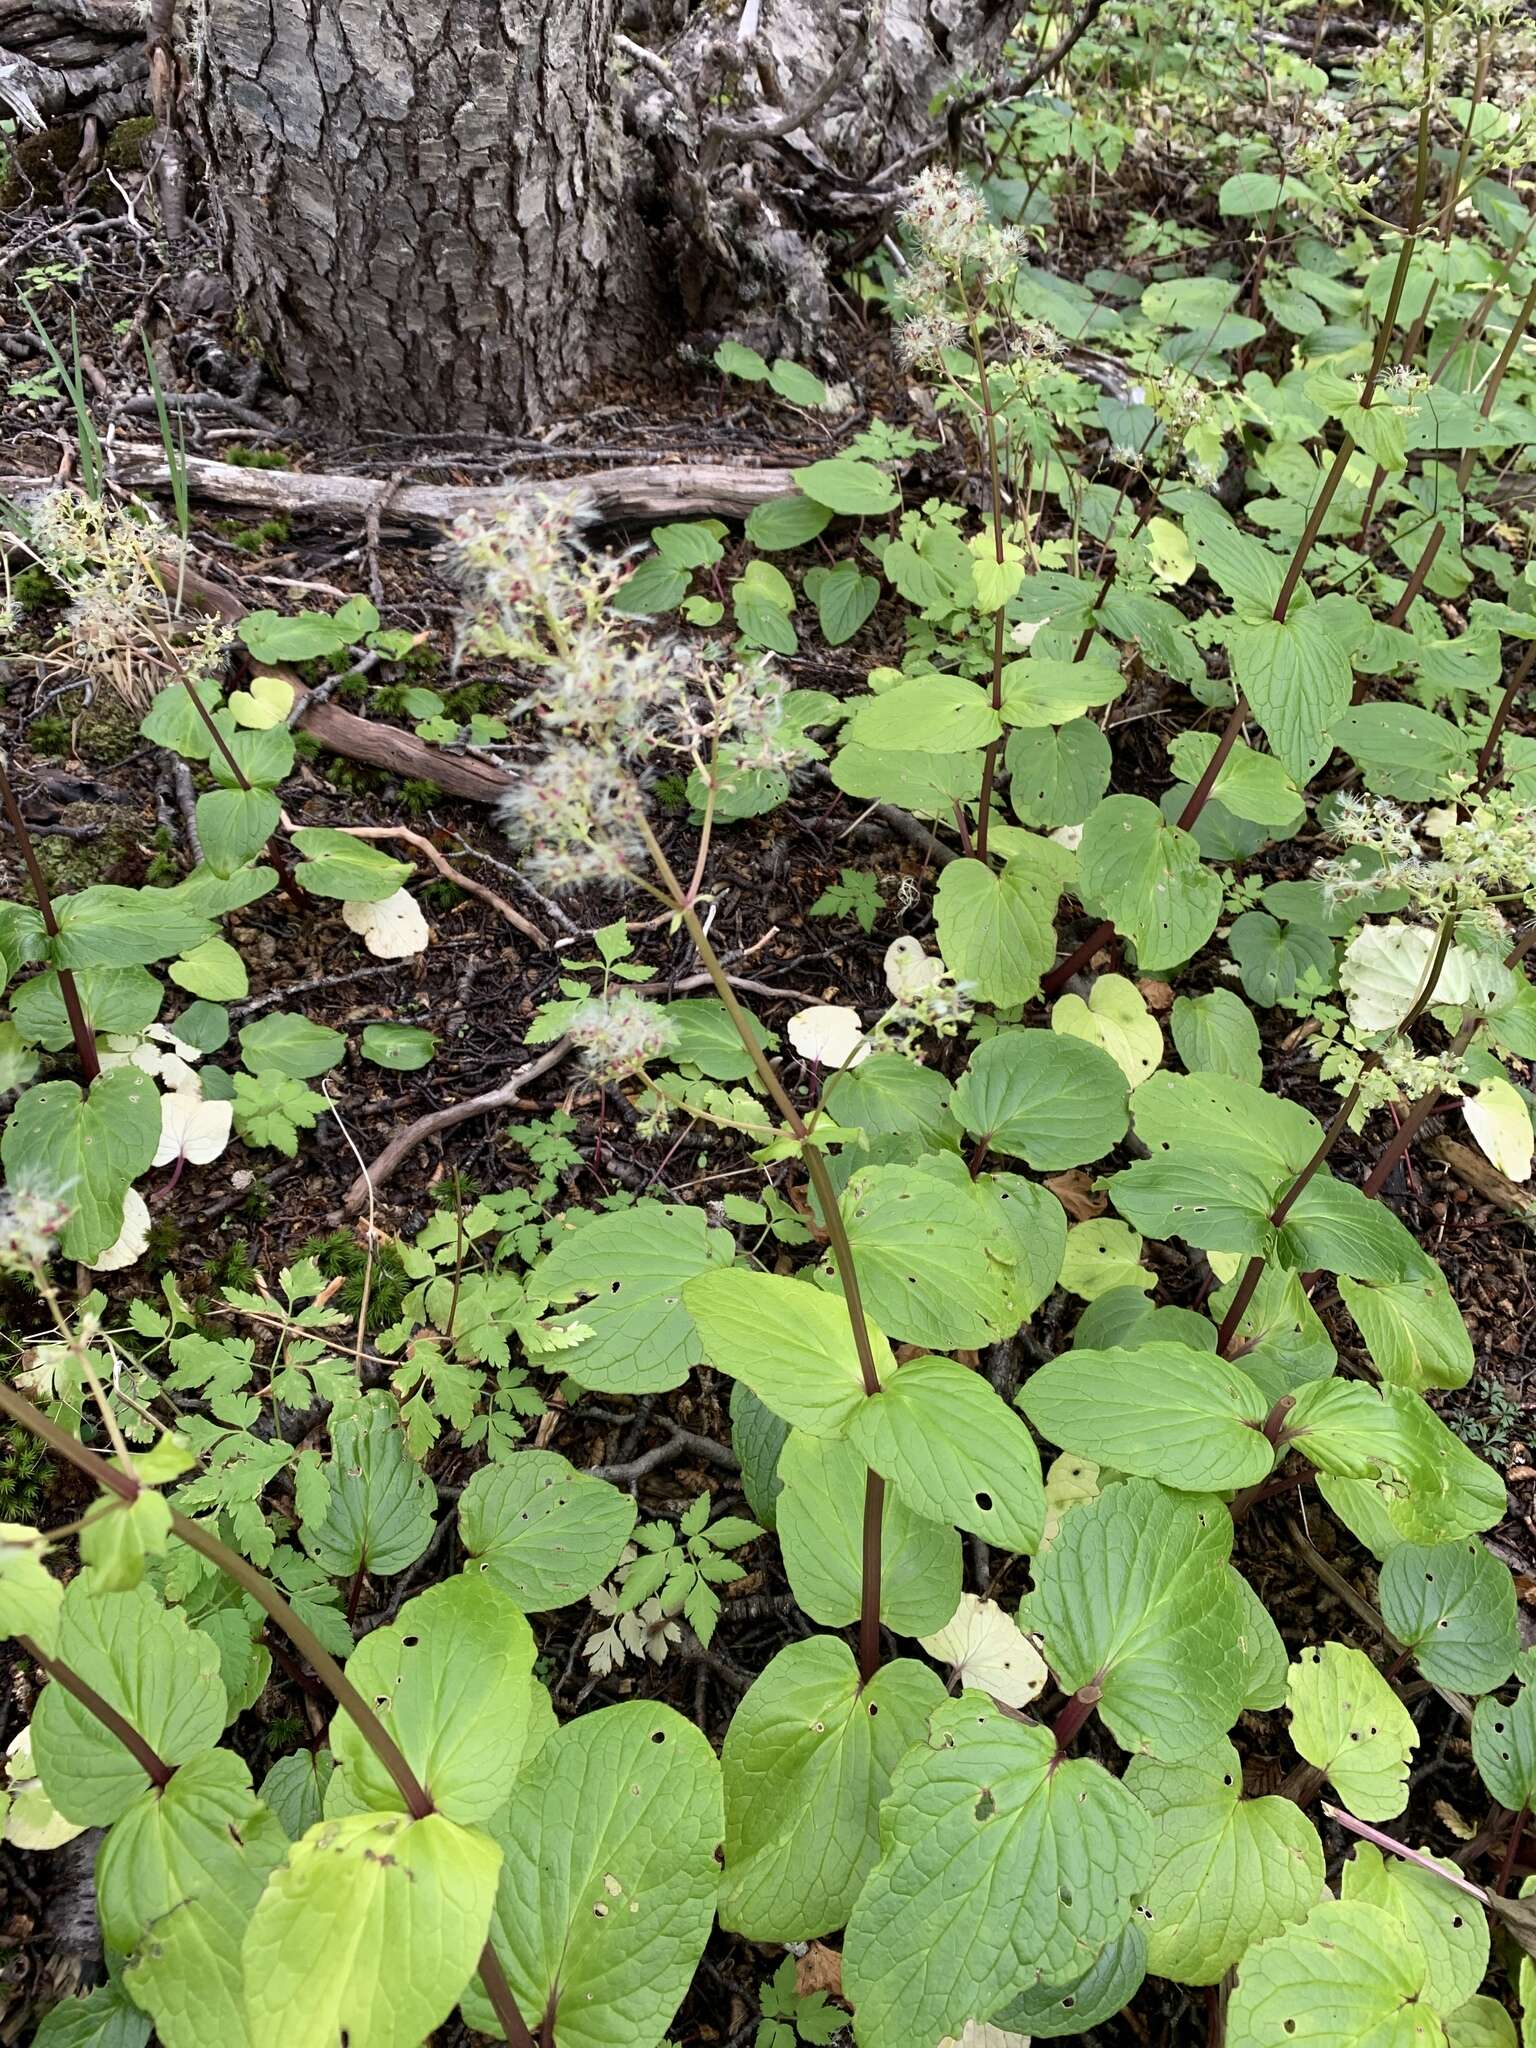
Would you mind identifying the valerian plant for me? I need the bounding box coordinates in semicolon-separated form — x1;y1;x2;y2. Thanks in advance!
10;0;1536;2042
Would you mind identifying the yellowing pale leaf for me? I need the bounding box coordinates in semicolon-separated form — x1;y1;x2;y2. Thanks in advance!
1052;972;1163;1087
342;888;431;958
1462;1078;1533;1183
1286;1643;1417;1820
154;1090;233;1168
919;1594;1048;1707
788;1002;870;1068
88;1184;151;1272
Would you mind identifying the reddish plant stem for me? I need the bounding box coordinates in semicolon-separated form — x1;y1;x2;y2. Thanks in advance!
0;1381;537;2048
1218;902;1459;1354
1051;1679;1103;1757
19;1632;174;1788
640;823;886;1682
1496;1803;1528;1896
1385;270;1536;631
0;752;99;1080
1043;108;1435;1004
1217;1082;1363;1354
1474;637;1536;791
971;320;1010;864
1360;923;1536;1198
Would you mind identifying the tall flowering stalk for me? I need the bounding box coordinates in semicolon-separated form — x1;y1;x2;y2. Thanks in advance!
455;497;895;1678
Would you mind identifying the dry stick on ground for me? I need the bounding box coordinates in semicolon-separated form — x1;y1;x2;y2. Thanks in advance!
1424;1133;1536;1225
339;1039;573;1214
101;447;805;528
301;821;548;947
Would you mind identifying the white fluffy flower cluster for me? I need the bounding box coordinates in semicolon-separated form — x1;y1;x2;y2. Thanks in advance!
568;991;678;1081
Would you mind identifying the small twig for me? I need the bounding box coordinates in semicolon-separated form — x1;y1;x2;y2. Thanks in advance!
319;823;548;947
339;1040;573;1214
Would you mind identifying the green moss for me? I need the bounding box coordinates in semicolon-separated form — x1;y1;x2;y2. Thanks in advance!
225;447;291;470
27;715;71;758
103;116;155;172
0;1425;48;1521
34;811;130;892
420;878;463;912
13;566;61;610
214;515;292;555
297;1228;412;1333
74;697;144;766
397;779;441;817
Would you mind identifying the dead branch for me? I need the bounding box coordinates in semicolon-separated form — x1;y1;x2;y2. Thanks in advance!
339;1039;572;1214
1424;1135;1536;1225
315;823;547;947
101;447;803;529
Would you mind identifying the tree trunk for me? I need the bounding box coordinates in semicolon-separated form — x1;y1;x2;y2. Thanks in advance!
196;0;651;431
191;0;1020;434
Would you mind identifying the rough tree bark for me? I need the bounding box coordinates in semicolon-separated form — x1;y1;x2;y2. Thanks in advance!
191;0;1017;433
195;0;648;432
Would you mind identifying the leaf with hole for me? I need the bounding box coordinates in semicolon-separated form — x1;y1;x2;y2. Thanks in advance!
1378;1539;1518;1692
718;1634;945;1941
1227;1899;1446;2048
918;1595;1049;1709
1124;1739;1324;1984
326;1575;534;1824
458;1450;636;1611
1340;1844;1488;2019
849;1355;1045;1550
463;1703;721;2048
775;1430;961;1637
841;1696;1154;2048
532;1201;735;1395
1285;1643;1417;1820
815;1164;1018;1349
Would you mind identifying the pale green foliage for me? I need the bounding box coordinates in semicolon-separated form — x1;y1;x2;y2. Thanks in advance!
8;8;1536;2039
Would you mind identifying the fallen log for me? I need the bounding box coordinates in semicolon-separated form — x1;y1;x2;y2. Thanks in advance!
105;447;803;529
166;556;518;803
